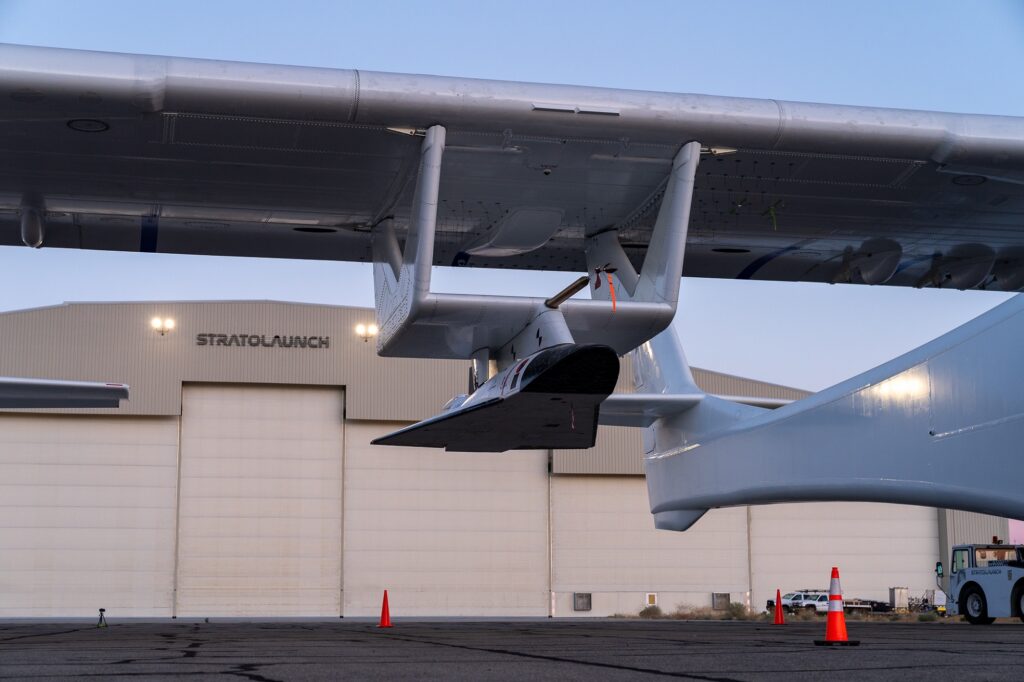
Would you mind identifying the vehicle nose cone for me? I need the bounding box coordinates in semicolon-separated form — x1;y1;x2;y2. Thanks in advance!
520;344;619;395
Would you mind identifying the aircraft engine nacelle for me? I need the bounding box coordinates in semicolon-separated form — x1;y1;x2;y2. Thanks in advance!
373;343;620;452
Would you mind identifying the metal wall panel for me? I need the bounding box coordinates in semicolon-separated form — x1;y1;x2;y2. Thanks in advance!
691;367;809;401
937;509;1010;570
343;421;550;616
0;414;179;617
550;476;750;616
617;359;809;401
175;384;345;617
554;426;644;475
0;301;464;421
0;303;808;425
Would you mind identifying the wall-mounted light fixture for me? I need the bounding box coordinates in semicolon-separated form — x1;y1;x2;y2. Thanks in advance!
355;323;379;343
150;317;176;336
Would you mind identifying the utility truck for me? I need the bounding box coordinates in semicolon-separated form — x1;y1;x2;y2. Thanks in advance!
936;544;1024;624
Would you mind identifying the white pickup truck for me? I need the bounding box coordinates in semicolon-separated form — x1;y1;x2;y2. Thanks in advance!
766;590;889;614
938;543;1024;624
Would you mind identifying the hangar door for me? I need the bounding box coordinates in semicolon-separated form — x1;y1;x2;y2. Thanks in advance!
343;422;550;616
0;414;179;617
748;502;940;610
175;384;344;616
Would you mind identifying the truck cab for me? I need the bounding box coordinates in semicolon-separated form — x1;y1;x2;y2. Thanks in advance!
766;590;826;613
939;544;1024;624
788;591;827;612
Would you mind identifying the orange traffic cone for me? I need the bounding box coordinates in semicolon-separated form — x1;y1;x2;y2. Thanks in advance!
814;567;859;646
773;589;785;625
378;590;393;628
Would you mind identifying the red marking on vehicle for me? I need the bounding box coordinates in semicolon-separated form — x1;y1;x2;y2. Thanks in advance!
606;273;616;312
511;359;528;390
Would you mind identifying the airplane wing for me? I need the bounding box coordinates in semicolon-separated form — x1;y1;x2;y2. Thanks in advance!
2;44;1024;290
599;394;704;427
0;377;129;408
597;393;791;427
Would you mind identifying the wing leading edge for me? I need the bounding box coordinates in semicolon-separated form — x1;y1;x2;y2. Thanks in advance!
0;377;129;409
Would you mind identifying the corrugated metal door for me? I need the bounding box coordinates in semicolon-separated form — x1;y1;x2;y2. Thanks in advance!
0;414;179;617
748;502;940;610
343;422;549;616
550;476;750;617
175;384;344;616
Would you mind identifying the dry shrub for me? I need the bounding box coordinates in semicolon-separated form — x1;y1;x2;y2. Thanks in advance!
669;603;763;621
786;608;819;621
670;605;714;620
638;605;663;619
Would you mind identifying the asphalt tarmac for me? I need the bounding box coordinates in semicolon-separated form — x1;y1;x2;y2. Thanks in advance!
1;619;1023;681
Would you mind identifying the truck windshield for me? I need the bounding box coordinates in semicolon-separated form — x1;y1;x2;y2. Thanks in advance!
974;547;1018;567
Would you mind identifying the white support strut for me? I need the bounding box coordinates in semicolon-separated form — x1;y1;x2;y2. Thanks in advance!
372;125;446;353
371;134;704;368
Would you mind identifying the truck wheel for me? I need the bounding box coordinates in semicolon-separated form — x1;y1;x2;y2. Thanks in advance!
1016;583;1024;624
961;585;995;625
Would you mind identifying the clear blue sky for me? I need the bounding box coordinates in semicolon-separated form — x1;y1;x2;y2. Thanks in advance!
0;0;1022;390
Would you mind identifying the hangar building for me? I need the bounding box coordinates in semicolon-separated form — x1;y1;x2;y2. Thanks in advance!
0;301;1007;618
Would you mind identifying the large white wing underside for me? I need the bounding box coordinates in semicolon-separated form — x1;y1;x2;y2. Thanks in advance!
1;44;1023;291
